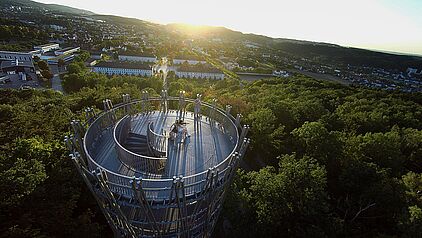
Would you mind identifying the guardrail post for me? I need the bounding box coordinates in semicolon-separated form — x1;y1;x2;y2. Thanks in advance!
225;105;232;117
103;99;113;111
122;94;131;115
70;120;86;157
103;99;116;124
84;107;96;125
175;175;187;236
210;98;217;123
239;138;250;159
161;89;168;113
239;124;250;143
194;94;202;121
178;90;186;121
142;90;149;113
64;135;73;153
235;113;242;128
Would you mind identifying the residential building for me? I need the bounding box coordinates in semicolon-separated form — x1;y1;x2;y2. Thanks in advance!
273;70;290;78
175;65;224;80
172;54;206;65
173;58;207;65
54;47;81;56
49;25;65;31
47;54;75;65
34;43;60;54
118;54;157;63
91;61;152;77
175;70;224;80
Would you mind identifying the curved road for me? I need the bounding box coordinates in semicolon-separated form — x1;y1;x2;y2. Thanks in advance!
50;64;64;92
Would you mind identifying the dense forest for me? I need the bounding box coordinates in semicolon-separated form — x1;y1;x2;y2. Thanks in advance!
0;61;421;237
0;18;48;52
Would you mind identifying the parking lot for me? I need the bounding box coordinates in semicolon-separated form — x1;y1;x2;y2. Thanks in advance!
0;72;41;89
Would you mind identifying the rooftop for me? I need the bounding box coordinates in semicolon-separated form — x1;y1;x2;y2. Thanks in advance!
119;52;156;58
177;64;223;73
174;54;204;61
93;61;152;70
1;60;34;69
0;51;32;56
35;43;59;48
55;47;80;53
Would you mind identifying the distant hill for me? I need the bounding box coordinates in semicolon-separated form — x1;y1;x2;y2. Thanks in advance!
0;0;94;15
91;15;156;28
1;0;420;70
166;23;422;70
166;23;244;39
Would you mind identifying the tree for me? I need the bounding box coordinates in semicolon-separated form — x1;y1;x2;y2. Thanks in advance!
62;73;86;92
67;62;84;74
233;154;330;237
37;60;49;71
41;70;53;79
247;107;276;146
74;51;90;62
292;121;343;165
58;58;65;68
336;160;406;234
0;157;47;206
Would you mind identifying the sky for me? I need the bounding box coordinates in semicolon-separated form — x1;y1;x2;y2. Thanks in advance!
36;0;422;55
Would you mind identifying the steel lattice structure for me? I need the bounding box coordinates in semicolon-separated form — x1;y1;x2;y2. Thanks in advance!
65;92;249;238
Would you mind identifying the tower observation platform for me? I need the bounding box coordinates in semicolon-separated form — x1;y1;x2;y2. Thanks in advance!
66;91;249;238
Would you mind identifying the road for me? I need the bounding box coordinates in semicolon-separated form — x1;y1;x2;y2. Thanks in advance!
290;69;351;86
50;64;64;92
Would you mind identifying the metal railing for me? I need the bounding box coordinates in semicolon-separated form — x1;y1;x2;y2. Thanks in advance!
83;97;242;199
147;122;167;157
114;115;167;175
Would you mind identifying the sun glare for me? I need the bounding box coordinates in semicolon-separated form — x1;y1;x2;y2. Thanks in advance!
29;0;422;55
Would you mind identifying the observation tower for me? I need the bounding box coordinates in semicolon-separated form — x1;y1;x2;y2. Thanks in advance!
65;90;249;237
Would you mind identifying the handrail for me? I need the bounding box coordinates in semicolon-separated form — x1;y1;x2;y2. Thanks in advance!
114;115;167;175
83;96;240;197
147;122;167;156
113;116;167;161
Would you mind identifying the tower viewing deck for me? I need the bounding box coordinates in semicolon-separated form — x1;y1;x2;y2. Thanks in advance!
66;91;249;238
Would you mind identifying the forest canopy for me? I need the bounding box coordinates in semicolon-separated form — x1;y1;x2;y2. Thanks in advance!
0;72;421;237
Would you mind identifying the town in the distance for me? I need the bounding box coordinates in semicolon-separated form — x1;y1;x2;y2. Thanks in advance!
1;0;422;92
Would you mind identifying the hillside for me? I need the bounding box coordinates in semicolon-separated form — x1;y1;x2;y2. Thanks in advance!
0;0;94;15
2;0;421;72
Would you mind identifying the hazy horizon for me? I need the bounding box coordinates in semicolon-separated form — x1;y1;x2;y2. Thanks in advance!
34;0;422;56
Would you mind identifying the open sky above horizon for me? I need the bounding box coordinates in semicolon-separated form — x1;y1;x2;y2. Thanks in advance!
35;0;422;55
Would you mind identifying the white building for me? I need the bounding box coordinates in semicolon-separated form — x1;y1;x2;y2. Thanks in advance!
118;54;157;63
273;70;290;78
91;62;152;77
50;25;65;31
175;70;224;80
173;58;207;65
34;43;60;53
47;54;75;65
55;47;80;56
